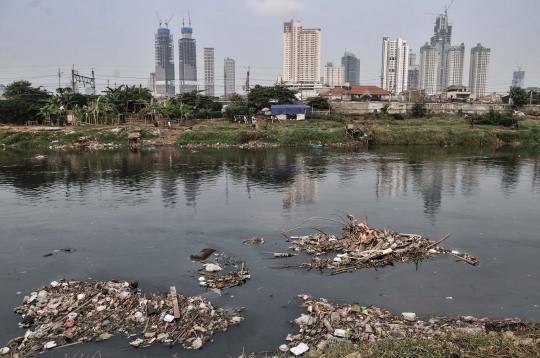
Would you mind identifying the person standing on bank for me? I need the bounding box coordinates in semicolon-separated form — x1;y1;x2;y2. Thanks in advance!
251;116;257;130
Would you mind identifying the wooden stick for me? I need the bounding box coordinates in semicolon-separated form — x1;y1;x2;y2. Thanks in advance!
49;341;82;351
425;234;451;251
448;252;477;266
170;286;181;319
279;217;348;234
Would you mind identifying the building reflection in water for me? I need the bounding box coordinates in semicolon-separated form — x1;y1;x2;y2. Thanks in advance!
283;173;318;209
375;161;408;199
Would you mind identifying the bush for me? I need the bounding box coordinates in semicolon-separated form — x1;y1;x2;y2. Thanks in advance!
471;110;519;128
411;102;427;118
0;100;32;124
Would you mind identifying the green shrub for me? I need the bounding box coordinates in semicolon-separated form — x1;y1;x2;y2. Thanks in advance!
471;109;519;127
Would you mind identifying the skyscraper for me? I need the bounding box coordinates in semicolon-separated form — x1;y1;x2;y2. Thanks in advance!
469;43;491;97
512;70;525;88
283;20;321;83
408;53;420;91
224;58;235;99
178;17;197;94
419;42;439;95
204;48;215;97
341;52;360;86
430;14;453;92
323;62;345;87
381;37;410;94
445;43;465;87
154;26;175;96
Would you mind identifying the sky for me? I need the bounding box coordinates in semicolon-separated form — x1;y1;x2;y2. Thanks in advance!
0;0;538;95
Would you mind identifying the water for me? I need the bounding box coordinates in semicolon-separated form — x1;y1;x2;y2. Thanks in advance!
0;146;539;357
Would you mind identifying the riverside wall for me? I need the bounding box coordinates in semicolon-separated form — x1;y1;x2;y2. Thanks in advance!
330;102;540;116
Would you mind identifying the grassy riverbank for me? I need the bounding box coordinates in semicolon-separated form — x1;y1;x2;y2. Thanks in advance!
1;115;539;148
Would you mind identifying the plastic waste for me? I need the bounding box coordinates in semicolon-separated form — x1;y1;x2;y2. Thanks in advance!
279;344;289;352
163;314;175;322
205;263;222;272
192;337;203;349
50;281;59;287
402;312;416;322
44;341;56;349
0;347;10;355
290;342;309;356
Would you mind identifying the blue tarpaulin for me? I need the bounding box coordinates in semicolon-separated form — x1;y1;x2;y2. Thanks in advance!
271;104;307;115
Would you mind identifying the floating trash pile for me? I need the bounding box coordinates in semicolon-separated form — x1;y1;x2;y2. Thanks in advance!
2;279;243;356
280;214;477;274
281;294;523;356
242;237;266;245
191;250;251;290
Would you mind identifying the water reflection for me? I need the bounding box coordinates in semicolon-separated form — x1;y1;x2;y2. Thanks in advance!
0;146;538;222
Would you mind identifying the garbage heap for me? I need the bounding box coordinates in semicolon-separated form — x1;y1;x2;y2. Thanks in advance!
287;214;477;275
282;294;522;356
194;252;251;290
3;279;243;357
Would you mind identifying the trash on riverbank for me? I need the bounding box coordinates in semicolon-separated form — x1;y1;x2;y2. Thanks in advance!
283;294;524;355
242;237;266;245
5;279;243;356
278;214;478;274
192;252;250;290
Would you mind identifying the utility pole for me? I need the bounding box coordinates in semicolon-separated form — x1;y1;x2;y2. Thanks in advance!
245;66;250;94
71;64;75;92
58;69;61;90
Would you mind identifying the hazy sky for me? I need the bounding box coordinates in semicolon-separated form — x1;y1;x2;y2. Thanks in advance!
0;0;538;95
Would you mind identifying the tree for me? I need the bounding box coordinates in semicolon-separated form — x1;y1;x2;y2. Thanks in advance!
411;102;427;118
509;86;528;108
4;81;51;123
306;96;329;110
229;93;247;106
247;85;297;110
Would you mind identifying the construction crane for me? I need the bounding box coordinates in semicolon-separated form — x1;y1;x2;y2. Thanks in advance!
515;62;521;72
164;14;174;28
156;11;162;28
188;11;191;27
444;0;454;15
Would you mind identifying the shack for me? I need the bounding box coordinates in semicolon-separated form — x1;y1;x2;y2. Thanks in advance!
271;104;308;121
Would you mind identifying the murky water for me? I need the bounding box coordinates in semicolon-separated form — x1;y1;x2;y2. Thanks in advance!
1;146;539;357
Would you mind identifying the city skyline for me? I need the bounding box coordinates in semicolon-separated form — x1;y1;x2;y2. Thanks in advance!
0;0;537;94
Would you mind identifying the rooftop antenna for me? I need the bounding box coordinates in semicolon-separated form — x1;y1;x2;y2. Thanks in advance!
156;11;162;28
165;14;174;28
182;16;185;27
188;11;191;27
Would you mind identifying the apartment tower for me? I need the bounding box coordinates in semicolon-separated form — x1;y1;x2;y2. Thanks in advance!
381;37;410;94
468;43;491;97
419;42;440;95
178;17;197;94
323;62;345;88
154;26;175;96
283;20;321;83
341;52;360;86
204;48;215;97
445;43;465;87
224;58;235;99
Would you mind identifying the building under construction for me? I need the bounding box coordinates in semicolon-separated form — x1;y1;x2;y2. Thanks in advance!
155;25;175;97
178;15;197;94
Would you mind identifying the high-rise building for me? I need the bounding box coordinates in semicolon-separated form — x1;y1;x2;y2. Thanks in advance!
408;54;420;91
0;84;5;97
224;58;235;99
430;14;453;92
147;72;156;94
468;43;491;97
178;17;197;94
341;52;360;86
204;48;215;97
419;42;440;95
155;26;175;96
445;43;465;88
512;70;525;88
283;20;321;83
323;62;345;87
381;37;410;94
